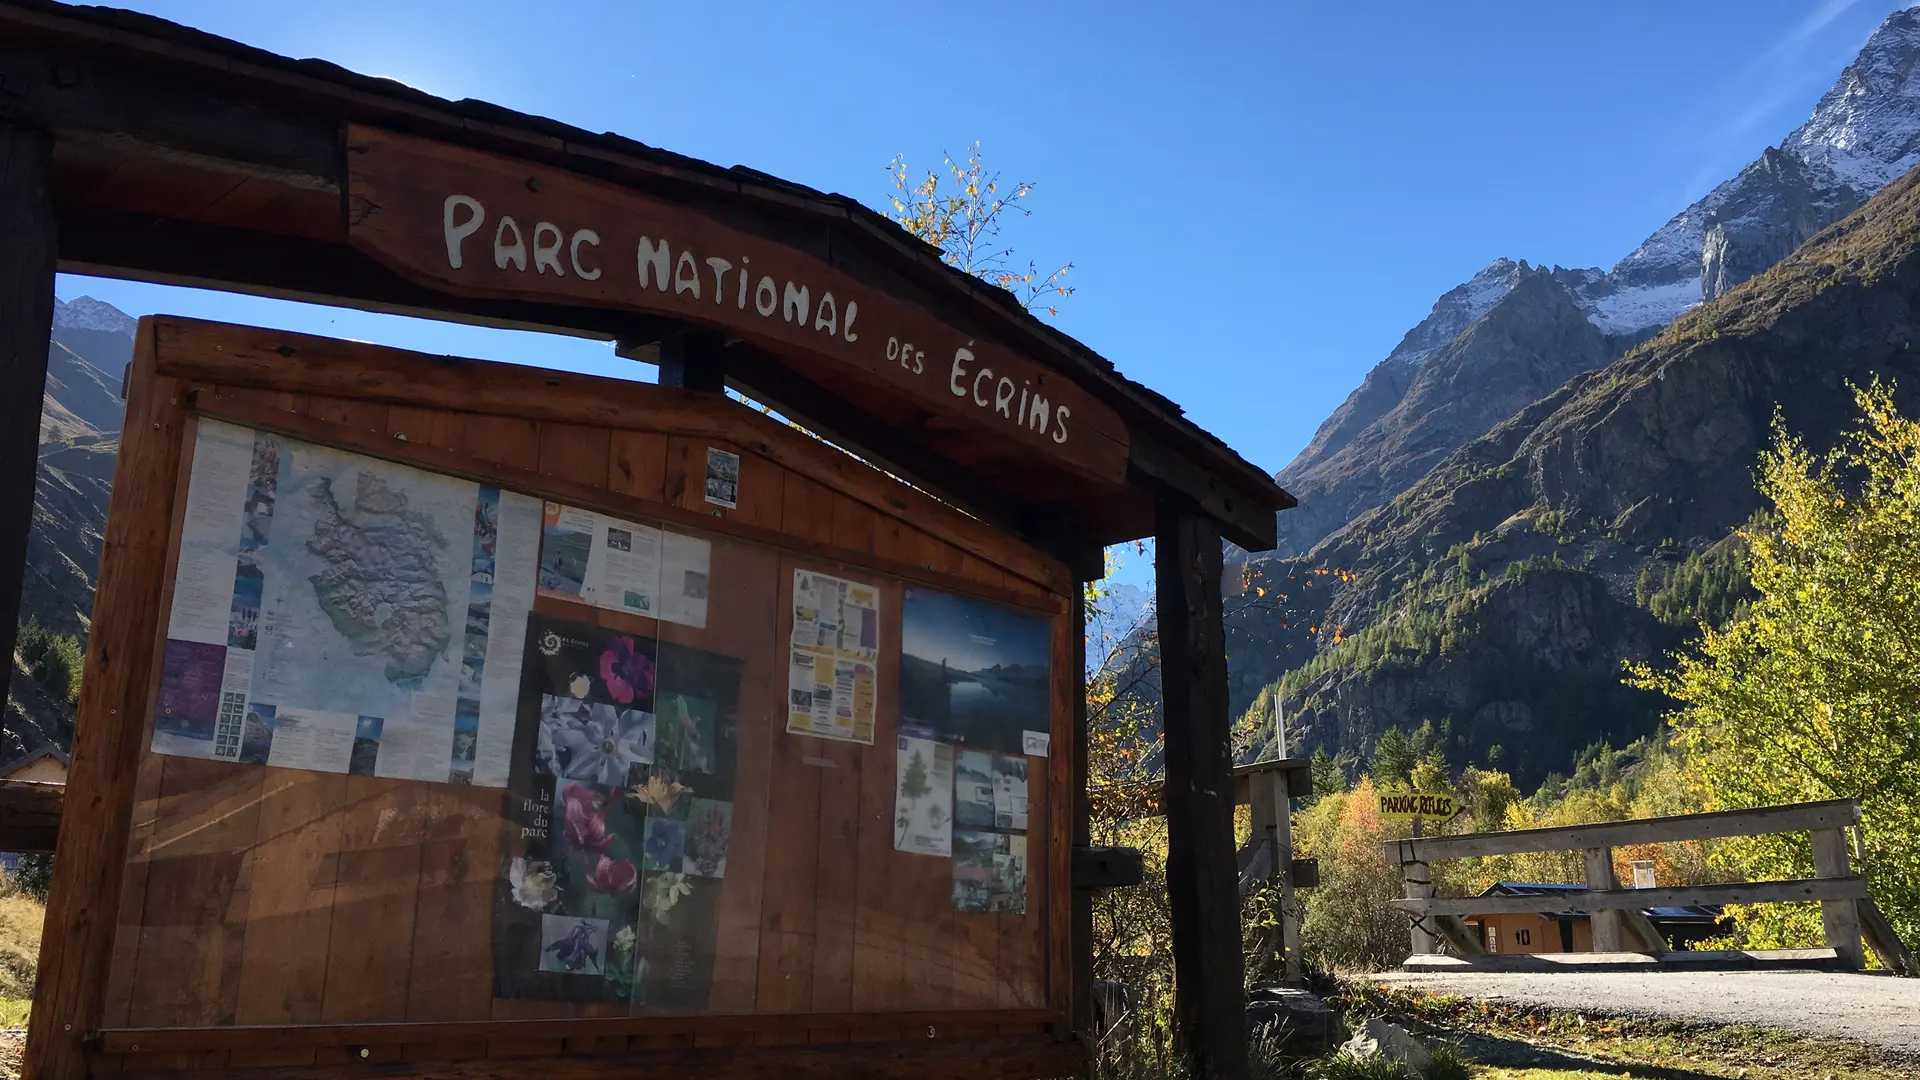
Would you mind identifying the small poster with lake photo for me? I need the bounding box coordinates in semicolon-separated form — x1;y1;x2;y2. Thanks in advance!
900;588;1051;757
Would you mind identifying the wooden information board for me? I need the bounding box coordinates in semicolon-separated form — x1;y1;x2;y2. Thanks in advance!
64;317;1078;1080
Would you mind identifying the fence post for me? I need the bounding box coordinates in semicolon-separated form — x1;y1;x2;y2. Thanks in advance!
1582;847;1622;953
1811;828;1864;970
1403;851;1436;956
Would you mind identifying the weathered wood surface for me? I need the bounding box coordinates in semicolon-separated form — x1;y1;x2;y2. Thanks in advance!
1391;876;1869;917
95;1009;1060;1054
1385;799;1861;863
61;322;1068;1075
25;327;185;1080
1582;847;1624;954
151;317;1070;596
1229;759;1311;806
1810;828;1864;970
1154;504;1246;1080
104;1034;1079;1080
345;125;1131;486
0;779;64;853
1858;897;1920;977
0;119;56;716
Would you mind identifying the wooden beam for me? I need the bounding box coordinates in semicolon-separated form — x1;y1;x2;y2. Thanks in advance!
1230;758;1312;805
1811;828;1864;970
1858;897;1919;977
94;1008;1062;1054
1390;876;1868;917
1385;799;1861;863
0;34;339;187
108;1035;1080;1080
1154;501;1246;1080
656;331;727;393
189;393;1066;614
25;329;185;1080
1068;587;1095;1042
1129;429;1280;552
146;316;1072;597
1583;848;1624;952
0;120;56;725
0;779;64;854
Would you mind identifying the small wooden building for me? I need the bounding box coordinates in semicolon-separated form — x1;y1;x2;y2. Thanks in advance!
0;3;1293;1080
1464;883;1723;955
0;746;68;785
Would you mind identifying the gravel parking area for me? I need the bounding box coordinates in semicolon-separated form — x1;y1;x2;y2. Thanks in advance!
1372;969;1920;1052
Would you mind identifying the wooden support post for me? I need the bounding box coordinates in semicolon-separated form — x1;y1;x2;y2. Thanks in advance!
1069;586;1095;1044
1583;847;1623;953
1274;775;1302;985
1155;501;1247;1080
1403;858;1437;956
1811;828;1864;970
658;332;726;392
0;120;57;710
26;330;181;1080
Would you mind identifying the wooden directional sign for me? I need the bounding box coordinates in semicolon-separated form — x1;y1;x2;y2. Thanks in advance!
1377;791;1459;822
344;125;1130;483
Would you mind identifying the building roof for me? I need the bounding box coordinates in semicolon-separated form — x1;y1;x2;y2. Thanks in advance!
1478;881;1723;925
0;0;1294;553
0;744;70;778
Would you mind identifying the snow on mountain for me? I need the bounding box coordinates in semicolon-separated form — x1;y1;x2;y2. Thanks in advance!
1382;258;1529;369
1784;7;1920;194
53;296;138;338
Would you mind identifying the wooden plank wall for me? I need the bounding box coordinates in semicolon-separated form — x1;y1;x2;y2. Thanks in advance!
98;372;1065;1063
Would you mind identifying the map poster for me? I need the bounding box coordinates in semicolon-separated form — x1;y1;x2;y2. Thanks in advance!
536;502;711;629
494;613;742;1006
901;587;1052;756
784;569;881;744
149;419;537;787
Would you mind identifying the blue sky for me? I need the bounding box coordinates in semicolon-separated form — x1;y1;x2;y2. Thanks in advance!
60;0;1909;589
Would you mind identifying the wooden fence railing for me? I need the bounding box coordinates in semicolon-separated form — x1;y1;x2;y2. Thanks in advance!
1381;798;1916;975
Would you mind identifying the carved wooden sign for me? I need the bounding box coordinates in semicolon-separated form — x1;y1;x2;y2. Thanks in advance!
345;126;1129;482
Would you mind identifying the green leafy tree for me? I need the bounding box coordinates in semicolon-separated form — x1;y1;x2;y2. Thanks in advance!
1632;382;1920;946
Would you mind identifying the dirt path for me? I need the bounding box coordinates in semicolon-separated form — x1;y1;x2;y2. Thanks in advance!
1373;969;1920;1053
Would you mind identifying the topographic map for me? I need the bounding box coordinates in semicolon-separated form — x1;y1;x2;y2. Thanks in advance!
254;443;474;721
151;420;541;786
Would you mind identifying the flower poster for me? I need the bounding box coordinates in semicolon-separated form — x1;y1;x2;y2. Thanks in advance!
893;731;953;857
785;569;880;744
494;613;743;1006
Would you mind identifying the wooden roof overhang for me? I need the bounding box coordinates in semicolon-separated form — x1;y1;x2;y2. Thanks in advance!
0;0;1292;571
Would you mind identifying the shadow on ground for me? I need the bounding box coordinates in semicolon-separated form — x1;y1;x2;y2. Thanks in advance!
1455;1030;1728;1080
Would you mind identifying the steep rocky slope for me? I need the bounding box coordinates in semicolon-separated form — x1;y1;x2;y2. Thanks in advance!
1269;8;1920;562
5;298;130;763
1232;160;1920;785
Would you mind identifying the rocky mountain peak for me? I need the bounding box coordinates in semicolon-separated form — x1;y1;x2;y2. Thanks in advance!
1784;6;1920;194
54;296;138;337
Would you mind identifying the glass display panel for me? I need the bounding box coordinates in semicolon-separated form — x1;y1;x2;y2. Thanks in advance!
101;417;1053;1031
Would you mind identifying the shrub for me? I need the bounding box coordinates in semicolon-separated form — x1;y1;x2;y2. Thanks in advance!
15;622;82;706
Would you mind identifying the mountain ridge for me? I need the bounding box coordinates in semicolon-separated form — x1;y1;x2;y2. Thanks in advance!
1269;7;1920;562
